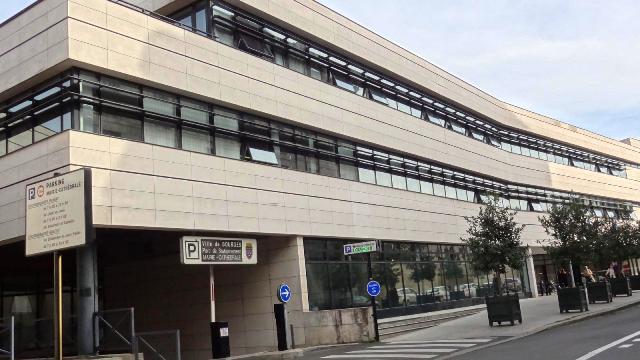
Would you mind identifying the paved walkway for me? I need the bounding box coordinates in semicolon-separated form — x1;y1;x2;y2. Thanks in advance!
388;291;640;342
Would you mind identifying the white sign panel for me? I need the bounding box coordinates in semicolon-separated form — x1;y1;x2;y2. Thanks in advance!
25;169;92;256
180;237;257;265
343;240;379;256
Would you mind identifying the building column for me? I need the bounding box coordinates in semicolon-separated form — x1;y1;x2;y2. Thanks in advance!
526;248;538;297
76;242;98;355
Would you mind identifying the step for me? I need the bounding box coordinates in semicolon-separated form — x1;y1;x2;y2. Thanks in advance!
378;306;484;339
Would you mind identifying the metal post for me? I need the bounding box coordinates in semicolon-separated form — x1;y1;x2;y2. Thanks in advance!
175;329;181;360
10;316;14;360
53;252;63;360
367;253;379;342
77;242;98;355
568;259;576;288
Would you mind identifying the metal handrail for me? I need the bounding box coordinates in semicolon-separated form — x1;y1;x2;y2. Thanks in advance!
0;316;14;360
93;308;135;354
134;330;181;360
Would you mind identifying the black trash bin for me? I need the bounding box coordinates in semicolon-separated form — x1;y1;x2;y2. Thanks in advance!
210;321;230;359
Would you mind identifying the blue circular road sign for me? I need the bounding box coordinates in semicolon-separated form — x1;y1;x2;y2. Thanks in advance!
367;280;381;297
278;283;292;303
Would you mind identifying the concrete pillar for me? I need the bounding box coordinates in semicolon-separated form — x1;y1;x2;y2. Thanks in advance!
526;248;538;297
76;242;98;355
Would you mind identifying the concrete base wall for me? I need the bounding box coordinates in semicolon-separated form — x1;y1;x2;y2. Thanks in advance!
302;307;373;346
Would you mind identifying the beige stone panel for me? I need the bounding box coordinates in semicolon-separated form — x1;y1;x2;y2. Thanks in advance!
193;213;229;230
155;209;194;229
68;18;108;48
69;147;110;168
111;206;155;227
111;189;155;210
106;14;148;43
107;32;150;62
110;153;154;173
193;198;227;215
228;215;260;232
68;38;108;68
149;63;188;90
154;177;192;196
156;194;193;212
92;205;112;225
110;171;154;192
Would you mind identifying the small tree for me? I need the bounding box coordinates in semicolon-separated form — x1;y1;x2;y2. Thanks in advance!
462;196;526;296
538;198;595;286
593;218;638;276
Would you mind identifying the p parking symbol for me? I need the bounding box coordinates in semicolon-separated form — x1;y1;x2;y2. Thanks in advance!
185;240;200;260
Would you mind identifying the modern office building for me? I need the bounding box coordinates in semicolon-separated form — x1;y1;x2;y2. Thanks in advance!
1;0;639;358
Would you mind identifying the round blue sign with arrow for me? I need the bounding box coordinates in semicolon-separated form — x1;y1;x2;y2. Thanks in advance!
367;280;381;297
278;283;292;303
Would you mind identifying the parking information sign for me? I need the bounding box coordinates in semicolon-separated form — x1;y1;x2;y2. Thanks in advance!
180;237;257;265
25;168;93;256
343;240;379;256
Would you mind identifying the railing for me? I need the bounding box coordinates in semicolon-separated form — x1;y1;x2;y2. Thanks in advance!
0;316;14;360
93;308;135;355
135;330;181;360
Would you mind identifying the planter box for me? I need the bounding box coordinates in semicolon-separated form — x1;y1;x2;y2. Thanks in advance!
628;275;640;291
611;277;633;297
485;294;522;326
557;287;588;313
449;290;466;301
587;281;612;303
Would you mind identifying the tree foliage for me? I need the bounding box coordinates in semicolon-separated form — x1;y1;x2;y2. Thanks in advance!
538;198;596;265
461;196;526;277
591;218;640;269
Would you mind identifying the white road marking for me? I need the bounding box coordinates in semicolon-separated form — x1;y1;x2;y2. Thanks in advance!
385;339;493;344
323;355;437;359
371;343;476;348
633;339;640;342
619;344;633;348
349;348;457;353
576;330;640;359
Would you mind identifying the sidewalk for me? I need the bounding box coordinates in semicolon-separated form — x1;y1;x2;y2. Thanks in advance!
388;291;640;342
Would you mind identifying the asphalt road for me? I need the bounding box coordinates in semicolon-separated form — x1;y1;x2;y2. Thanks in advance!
300;304;640;360
453;303;640;360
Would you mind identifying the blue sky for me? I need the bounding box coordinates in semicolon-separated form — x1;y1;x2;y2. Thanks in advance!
2;1;639;140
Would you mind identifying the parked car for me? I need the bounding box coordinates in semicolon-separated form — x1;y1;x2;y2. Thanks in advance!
457;283;478;297
396;287;419;305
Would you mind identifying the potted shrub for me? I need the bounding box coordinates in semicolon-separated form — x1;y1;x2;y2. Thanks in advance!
462;196;526;326
586;281;612;304
539;198;593;313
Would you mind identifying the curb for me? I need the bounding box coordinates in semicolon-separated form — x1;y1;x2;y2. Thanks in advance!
225;343;359;360
440;298;640;359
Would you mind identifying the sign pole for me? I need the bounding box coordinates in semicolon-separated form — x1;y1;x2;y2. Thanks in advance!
53;251;63;360
367;253;379;342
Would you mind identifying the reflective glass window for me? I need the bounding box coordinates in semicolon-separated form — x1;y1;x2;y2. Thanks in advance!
143;88;177;116
182;127;211;153
215;134;241;159
358;163;375;184
144;118;178;147
339;159;358;181
448;120;466;135
8;125;32;153
406;175;420;192
101;108;142;141
287;54;307;74
181;98;209;124
34;115;61;142
420;179;433;195
433;182;446;197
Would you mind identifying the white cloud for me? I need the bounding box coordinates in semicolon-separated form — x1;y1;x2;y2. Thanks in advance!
317;0;640;139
